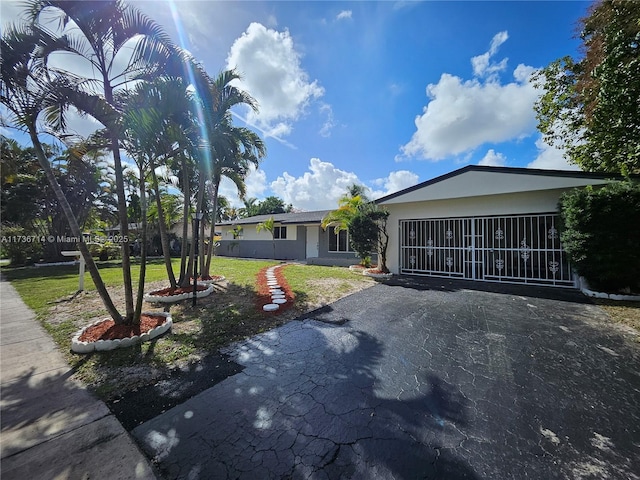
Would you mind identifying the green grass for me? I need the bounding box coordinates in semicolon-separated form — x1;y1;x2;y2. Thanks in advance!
1;257;375;399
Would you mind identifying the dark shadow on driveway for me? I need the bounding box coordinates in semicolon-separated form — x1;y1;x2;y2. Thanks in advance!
385;274;592;304
133;280;640;479
133;320;481;479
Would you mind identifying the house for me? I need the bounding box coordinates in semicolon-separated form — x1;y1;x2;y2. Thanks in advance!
216;211;364;266
375;165;619;288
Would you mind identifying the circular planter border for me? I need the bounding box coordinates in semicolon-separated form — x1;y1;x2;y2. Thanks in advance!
144;283;214;303
71;312;172;354
195;275;226;286
363;269;393;280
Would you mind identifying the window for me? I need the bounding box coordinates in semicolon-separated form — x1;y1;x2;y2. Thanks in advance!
274;226;287;239
328;227;350;252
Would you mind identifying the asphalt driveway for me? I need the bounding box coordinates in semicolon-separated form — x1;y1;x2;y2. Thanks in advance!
133;277;640;479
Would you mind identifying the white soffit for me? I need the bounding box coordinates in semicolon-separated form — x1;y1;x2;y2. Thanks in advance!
378;170;611;205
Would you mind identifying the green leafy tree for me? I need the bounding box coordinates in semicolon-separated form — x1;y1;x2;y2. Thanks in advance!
254;196;292;216
559;181;640;292
534;0;640;175
349;205;390;273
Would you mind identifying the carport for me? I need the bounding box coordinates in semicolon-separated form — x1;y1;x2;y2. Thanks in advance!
377;166;616;288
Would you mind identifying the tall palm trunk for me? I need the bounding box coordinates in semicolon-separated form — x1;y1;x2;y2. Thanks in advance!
178;155;190;285
134;166;148;321
29;129;123;323
203;179;220;278
104;71;134;323
150;160;177;288
196;171;206;274
197;174;206;275
180;160;203;289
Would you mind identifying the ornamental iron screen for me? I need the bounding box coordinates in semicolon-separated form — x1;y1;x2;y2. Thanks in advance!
400;214;573;287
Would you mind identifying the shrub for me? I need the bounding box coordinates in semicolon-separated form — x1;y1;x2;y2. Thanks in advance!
559;181;640;293
0;224;43;266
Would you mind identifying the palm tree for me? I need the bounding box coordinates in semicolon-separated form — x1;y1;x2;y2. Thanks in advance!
239;198;259;218
321;184;367;234
119;76;197;289
25;0;191;323
0;23;122;321
192;70;266;279
256;217;276;260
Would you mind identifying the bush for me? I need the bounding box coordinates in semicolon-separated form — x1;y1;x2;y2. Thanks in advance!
559;181;640;293
0;224;43;266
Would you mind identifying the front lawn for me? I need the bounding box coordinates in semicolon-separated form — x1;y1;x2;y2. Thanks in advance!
2;258;375;398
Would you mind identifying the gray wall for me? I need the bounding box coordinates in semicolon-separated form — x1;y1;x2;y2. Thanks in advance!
216;226;306;260
215;225;375;267
317;226;362;263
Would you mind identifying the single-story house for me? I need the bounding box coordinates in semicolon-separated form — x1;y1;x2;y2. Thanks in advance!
375;165;619;288
216;210;366;266
217;165;625;288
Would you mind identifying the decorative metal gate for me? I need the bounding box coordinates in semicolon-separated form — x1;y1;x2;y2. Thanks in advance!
400;214;573;287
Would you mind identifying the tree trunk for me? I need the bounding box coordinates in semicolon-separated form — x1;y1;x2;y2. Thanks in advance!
178;155;190;285
150;160;176;288
102;73;134;324
203;180;220;278
29;129;123;323
197;174;206;275
109;134;134;323
134;166;148;323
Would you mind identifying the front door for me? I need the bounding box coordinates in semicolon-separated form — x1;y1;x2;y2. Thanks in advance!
306;226;319;258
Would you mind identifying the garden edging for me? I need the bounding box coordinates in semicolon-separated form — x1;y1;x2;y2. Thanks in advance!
71;312;172;353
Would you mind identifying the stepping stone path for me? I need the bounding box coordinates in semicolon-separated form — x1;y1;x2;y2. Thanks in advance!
261;265;292;312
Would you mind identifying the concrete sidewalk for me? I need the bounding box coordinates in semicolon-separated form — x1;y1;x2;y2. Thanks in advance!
0;275;156;479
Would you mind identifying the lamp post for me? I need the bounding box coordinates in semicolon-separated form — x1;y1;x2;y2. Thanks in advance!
192;211;204;307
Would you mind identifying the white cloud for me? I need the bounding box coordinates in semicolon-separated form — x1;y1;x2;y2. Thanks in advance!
399;30;539;162
528;137;580;170
271;158;361;210
399;69;538;161
219;167;268;207
318;103;336;137
226;22;324;138
471;31;509;78
270;159;420;210
478;149;507;167
336;10;353;21
370;170;419;199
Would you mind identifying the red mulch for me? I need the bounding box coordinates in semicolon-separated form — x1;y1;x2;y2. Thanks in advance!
148;284;210;296
79;314;167;342
256;265;295;313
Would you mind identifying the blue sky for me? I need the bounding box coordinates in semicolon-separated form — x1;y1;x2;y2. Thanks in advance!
1;1;591;211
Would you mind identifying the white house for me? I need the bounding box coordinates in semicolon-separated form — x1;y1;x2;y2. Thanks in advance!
375;165;618;288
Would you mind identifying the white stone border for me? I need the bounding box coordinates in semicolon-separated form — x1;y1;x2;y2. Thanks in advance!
578;277;640;302
144;283;214;303
71;312;172;354
363;269;393;280
194;275;226;286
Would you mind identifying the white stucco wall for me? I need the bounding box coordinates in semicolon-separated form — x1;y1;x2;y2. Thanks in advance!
383;189;569;274
380;170;609;204
219;224;296;241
